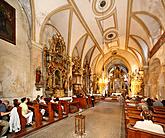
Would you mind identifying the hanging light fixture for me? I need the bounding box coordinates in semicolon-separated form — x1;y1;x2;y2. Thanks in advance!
99;2;108;85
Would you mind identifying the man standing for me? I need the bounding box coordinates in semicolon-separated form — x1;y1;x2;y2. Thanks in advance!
91;95;95;107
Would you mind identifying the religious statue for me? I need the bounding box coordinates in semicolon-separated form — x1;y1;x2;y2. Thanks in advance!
36;66;41;84
47;72;53;89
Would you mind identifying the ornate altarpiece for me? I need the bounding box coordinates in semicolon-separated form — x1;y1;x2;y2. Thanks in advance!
43;34;70;97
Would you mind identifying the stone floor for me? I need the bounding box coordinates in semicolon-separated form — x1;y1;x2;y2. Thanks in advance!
24;101;125;138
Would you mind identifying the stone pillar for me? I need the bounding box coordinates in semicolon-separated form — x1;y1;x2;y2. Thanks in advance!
143;65;149;97
30;41;43;99
68;56;73;96
157;65;165;99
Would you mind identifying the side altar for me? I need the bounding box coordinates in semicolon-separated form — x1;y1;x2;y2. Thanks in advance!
43;33;70;97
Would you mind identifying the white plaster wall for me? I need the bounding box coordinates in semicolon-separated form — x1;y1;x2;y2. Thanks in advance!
0;0;31;101
148;43;165;99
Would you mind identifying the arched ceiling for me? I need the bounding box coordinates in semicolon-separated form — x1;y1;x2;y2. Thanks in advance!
22;0;165;74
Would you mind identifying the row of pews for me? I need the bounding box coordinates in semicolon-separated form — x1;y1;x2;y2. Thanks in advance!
10;96;93;137
124;101;165;138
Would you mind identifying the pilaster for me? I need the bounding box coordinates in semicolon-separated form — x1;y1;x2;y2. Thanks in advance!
30;40;44;98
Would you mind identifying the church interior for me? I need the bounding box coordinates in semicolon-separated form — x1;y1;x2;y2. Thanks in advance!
0;0;165;138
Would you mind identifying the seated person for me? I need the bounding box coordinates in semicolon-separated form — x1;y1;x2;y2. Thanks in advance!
39;96;46;105
39;96;46;117
54;98;65;115
134;109;165;134
3;100;11;111
50;96;55;103
138;99;148;110
153;98;163;107
9;99;20;132
0;100;7;112
19;97;33;126
91;95;95;107
27;98;33;106
162;100;165;106
0;111;10;137
0;100;9;121
36;95;40;103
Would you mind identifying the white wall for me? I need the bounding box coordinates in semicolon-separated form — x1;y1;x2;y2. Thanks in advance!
0;0;31;101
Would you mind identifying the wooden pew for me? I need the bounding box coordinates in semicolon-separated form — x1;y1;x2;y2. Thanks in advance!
87;96;92;108
153;107;165;115
127;123;165;138
126;113;143;126
69;101;79;113
17;106;27;132
73;98;87;109
28;104;42;128
48;102;63;122
124;104;143;133
60;100;69;115
152;113;165;124
153;106;165;112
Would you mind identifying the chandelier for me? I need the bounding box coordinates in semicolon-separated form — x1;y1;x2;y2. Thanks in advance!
98;3;108;85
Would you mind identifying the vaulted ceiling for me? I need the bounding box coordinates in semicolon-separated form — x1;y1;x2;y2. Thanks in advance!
20;0;165;75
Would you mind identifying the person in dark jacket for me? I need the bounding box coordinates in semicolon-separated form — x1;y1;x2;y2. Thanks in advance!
91;95;95;107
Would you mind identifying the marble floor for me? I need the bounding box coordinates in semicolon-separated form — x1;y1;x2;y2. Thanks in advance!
24;101;125;138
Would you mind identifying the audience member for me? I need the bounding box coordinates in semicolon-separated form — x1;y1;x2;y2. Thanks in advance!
19;97;33;126
162;100;165;106
146;98;153;111
36;95;40;103
39;96;46;105
0;100;9;121
27;98;33;106
50;96;55;103
0;111;10;137
153;98;163;107
134;109;164;134
39;96;46;117
138;99;148;110
3;100;10;111
9;99;20;132
91;95;95;107
0;100;7;112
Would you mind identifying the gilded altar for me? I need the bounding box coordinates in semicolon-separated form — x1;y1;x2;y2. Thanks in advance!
43;33;70;97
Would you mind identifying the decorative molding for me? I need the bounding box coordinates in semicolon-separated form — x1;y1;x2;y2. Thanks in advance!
72;33;87;57
92;0;115;16
125;0;133;49
30;0;36;41
132;15;151;37
89;46;96;66
128;47;144;65
150;32;165;58
68;0;104;55
39;4;71;44
95;8;117;34
93;53;101;73
130;34;149;50
133;11;164;31
67;8;73;55
81;34;88;61
104;29;118;42
162;0;165;10
130;35;146;63
104;55;131;73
